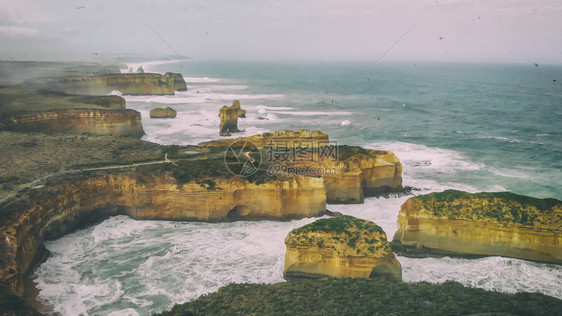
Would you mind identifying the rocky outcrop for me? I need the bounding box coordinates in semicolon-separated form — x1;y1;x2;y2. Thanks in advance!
391;190;562;264
284;216;402;280
150;107;177;119
3;109;144;137
321;149;403;203
219;100;247;136
199;130;403;203
56;73;187;95
200;129;330;148
0;170;326;296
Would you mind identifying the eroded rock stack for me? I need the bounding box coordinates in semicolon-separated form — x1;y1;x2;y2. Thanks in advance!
219;100;246;136
284;216;402;280
150;106;177;119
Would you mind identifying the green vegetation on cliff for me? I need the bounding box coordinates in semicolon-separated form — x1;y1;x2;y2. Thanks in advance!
290;215;384;235
286;216;389;256
158;277;562;316
415;190;561;227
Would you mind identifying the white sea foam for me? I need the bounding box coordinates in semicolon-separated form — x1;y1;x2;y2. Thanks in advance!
183;76;221;83
400;256;562;299
340;120;351;126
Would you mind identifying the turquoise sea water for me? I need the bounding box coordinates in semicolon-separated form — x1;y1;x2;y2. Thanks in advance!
33;61;562;315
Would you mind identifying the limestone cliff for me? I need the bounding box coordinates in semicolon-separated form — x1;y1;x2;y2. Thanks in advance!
0;170;326;296
284;216;402;279
56;72;187;95
219;100;247;136
199;131;403;203
199;129;329;148
321;149;403;203
150;106;177;118
4;109;144;137
392;190;562;264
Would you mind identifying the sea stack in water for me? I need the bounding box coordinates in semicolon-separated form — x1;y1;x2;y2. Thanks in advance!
391;190;562;264
284;216;402;280
219;100;246;136
150;106;177;119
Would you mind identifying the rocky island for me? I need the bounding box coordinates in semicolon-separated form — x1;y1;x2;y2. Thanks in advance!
392;190;562;264
150;106;177;118
284;216;402;280
0;61;187;137
218;100;246;136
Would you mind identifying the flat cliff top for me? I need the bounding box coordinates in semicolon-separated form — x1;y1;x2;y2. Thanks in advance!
410;189;562;229
198;129;328;147
285;216;390;257
158;277;562;316
0;88;126;115
0;132;166;198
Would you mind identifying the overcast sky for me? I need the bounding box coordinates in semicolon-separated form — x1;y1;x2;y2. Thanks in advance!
1;0;561;64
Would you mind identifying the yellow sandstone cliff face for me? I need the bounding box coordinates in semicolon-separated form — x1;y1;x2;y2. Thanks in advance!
199;130;403;203
57;73;187;95
392;190;562;264
0;172;326;296
6;109;144;137
284;216;402;280
322;150;403;203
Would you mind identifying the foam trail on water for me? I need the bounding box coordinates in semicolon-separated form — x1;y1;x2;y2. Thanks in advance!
400;256;562;299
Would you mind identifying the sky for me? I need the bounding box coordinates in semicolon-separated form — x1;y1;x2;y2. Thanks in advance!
0;0;561;64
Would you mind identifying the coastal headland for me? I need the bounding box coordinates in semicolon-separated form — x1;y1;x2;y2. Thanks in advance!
0;60;560;315
392;190;562;264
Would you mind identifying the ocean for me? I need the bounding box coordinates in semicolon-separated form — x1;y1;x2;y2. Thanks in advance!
32;60;562;315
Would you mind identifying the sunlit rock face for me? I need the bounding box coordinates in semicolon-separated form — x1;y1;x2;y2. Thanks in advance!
55;72;187;95
284;216;402;280
321;149;403;203
199;130;403;203
392;190;562;264
5;109;144;137
0;172;326;296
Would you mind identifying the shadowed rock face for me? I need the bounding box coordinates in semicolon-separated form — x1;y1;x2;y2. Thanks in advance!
55;72;187;95
150;106;177;118
392;190;562;264
4;109;144;137
284;216;402;280
0;171;326;296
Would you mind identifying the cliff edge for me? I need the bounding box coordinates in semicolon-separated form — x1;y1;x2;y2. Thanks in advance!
284;216;402;280
391;190;562;264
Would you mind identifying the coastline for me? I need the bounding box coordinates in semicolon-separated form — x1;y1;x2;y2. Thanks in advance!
1;59;561;315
